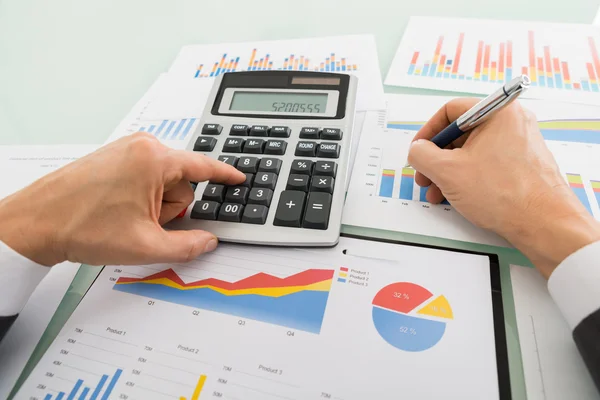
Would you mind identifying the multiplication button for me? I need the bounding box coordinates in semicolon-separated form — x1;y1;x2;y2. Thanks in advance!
310;176;335;193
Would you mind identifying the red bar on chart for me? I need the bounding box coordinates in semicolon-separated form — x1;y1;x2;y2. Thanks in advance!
522;66;528;75
574;82;581;89
475;41;483;79
483;45;491;80
507;41;513;69
588;37;600;79
294;59;299;70
537;57;544;80
248;49;257;70
587;63;597;82
528;31;537;81
498;43;505;80
411;52;420;64
562;61;571;84
434;36;444;64
452;33;464;74
264;54;269;69
544;47;552;78
438;54;446;74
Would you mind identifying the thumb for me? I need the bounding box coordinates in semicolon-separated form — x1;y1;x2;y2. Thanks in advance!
407;139;456;183
148;229;219;263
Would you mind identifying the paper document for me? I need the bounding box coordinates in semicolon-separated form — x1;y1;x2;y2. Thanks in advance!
342;94;600;246
16;238;505;399
386;17;600;106
168;35;385;111
510;265;598;400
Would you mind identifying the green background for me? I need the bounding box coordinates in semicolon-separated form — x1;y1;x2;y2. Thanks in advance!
1;0;598;397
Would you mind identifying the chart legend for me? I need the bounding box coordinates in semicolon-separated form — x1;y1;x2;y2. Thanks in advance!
338;267;348;283
113;268;335;334
371;282;453;352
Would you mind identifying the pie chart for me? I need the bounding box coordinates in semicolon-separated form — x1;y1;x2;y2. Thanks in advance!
371;282;453;352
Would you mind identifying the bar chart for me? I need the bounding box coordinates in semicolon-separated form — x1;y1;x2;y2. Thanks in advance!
137;118;197;141
194;49;359;78
593;180;600;209
386;17;600;104
41;368;122;400
567;173;593;215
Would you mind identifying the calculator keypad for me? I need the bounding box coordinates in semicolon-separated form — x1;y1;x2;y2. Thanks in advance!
190;124;342;230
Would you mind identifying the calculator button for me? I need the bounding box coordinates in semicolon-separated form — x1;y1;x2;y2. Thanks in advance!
243;139;266;154
230;125;249;136
193;136;217;152
201;124;222;135
264;140;287;155
299;127;320;139
316;142;340;158
225;186;249;204
274;191;306;227
258;158;282;174
321;128;343;140
202;184;226;202
254;172;278;190
236;157;260;173
303;192;332;230
191;200;220;220
218;203;244;222
249;125;269;137
223;138;245;153
270;126;291;138
218;155;238;167
241;173;254;187
295;141;317;157
248;188;273;206
290;160;313;175
242;205;269;225
287;174;310;192
310;176;335;194
314;161;337;177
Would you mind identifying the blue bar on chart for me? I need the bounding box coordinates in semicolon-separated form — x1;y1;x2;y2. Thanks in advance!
161;120;177;140
181;118;196;140
419;186;428;202
592;180;600;209
170;119;187;140
379;169;395;198
43;368;122;400
154;120;168;137
567;173;593;215
399;168;415;201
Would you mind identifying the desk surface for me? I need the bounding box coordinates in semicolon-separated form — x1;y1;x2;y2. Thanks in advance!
1;0;598;398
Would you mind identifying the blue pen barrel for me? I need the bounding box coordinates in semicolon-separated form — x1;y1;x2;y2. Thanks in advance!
431;121;464;148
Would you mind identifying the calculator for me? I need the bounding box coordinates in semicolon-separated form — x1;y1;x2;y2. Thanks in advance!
168;71;357;246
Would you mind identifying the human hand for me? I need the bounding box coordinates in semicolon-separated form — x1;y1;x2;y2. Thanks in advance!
407;99;600;277
0;133;245;267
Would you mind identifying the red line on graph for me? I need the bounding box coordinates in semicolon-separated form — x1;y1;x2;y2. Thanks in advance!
475;41;483;75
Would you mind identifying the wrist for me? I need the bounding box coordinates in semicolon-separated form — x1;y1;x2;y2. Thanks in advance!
0;191;65;267
506;193;600;278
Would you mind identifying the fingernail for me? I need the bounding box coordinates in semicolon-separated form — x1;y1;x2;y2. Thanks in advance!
204;238;218;253
411;139;425;147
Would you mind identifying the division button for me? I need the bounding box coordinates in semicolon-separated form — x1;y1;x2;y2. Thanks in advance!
264;140;287;155
191;200;220;220
273;191;306;227
321;128;343;140
229;125;249;136
202;184;226;202
314;161;337;177
243;139;266;154
242;205;269;225
290;159;313;175
310;176;335;194
270;126;291;137
299;127;320;139
303;192;332;230
225;186;249;204
254;172;278;190
201;123;222;135
295;141;317;157
316;142;340;158
249;125;269;137
248;188;273;206
258;158;282;174
217;155;239;167
223;138;245;153
236;156;259;173
218;203;244;222
286;174;310;192
193;136;217;152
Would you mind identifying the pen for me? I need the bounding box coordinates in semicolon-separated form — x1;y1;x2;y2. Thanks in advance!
406;75;530;166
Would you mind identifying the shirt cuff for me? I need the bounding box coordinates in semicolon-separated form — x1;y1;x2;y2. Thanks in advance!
548;240;600;330
0;240;50;316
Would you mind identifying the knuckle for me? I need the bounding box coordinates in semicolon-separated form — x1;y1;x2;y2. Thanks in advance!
127;133;161;158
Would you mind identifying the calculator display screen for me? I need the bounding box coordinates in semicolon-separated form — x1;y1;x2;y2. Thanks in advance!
229;91;329;114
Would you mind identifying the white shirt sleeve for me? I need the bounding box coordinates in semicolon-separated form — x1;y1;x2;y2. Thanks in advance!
0;240;50;317
548;240;600;330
